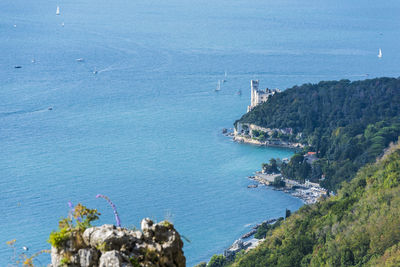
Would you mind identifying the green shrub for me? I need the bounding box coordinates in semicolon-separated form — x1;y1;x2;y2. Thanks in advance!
48;204;100;249
48;227;70;248
207;254;227;267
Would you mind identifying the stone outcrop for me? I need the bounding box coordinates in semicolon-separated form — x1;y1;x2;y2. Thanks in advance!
50;219;185;267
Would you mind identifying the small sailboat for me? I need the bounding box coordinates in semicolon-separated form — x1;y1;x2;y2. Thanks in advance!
93;68;98;75
378;48;382;58
222;71;227;83
56;6;60;15
215;80;221;91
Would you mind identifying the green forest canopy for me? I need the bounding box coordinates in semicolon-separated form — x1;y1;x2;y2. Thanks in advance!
230;143;400;267
236;77;400;191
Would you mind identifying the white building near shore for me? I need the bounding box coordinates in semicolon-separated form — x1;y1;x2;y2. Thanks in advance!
247;80;281;112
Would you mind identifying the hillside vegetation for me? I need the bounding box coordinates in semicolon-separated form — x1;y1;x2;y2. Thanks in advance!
230;142;400;267
236;77;400;191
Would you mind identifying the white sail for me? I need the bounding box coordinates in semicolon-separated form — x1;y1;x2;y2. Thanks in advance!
215;80;221;91
56;6;60;15
378;48;382;58
222;71;227;83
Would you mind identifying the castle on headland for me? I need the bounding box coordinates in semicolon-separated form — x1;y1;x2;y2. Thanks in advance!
247;80;281;112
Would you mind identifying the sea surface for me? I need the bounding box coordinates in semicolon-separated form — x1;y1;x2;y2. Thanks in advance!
1;0;400;265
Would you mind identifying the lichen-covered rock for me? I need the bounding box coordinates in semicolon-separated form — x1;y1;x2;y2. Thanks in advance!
50;246;62;267
140;220;185;267
78;248;99;267
83;224;138;252
141;218;154;239
99;250;131;267
50;245;80;267
50;219;185;267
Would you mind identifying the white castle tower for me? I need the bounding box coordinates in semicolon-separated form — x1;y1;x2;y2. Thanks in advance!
247;80;280;112
250;80;259;108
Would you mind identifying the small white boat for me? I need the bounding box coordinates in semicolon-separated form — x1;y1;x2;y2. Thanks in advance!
93;68;98;74
378;48;382;58
76;58;84;62
215;80;221;91
56;6;60;15
61;22;65;27
222;71;227;83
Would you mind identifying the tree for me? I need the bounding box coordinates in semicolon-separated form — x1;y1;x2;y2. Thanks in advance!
207;255;226;267
262;158;280;174
285;209;291;219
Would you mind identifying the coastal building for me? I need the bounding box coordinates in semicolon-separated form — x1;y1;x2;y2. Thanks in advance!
304;151;318;164
233;123;304;148
305;179;321;188
247;80;281;112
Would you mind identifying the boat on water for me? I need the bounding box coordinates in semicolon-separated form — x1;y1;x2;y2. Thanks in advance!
56;6;60;15
215;80;221;91
76;58;84;62
93;68;98;74
222;71;227;83
14;66;22;69
378;48;382;58
48;107;53;111
237;90;242;95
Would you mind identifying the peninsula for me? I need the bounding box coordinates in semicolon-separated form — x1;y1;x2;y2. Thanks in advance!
203;77;400;267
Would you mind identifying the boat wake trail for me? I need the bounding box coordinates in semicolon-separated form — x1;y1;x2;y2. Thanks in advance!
0;107;52;117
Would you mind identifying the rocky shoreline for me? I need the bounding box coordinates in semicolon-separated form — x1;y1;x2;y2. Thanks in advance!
233;135;303;149
222;128;327;204
217;127;327;263
249;174;327;204
223;219;278;260
222;128;303;150
218;175;327;263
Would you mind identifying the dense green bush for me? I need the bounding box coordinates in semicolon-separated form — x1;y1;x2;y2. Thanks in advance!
254;217;284;239
208;255;227;267
48;204;100;249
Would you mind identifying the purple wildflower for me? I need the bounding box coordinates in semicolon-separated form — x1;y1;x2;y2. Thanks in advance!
67;201;81;222
96;194;121;227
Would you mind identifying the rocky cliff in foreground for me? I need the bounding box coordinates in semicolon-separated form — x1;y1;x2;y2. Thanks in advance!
50;218;185;267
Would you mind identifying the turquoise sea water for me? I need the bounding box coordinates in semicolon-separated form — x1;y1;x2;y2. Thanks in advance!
1;0;400;265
